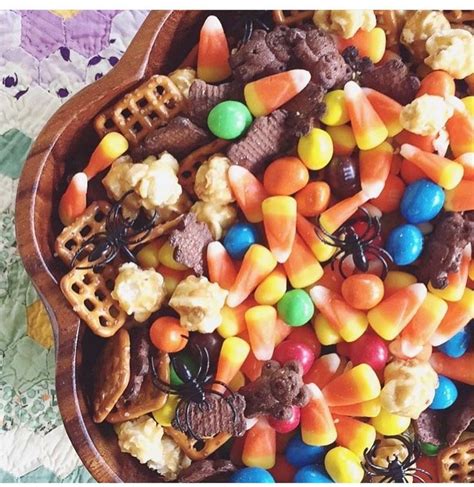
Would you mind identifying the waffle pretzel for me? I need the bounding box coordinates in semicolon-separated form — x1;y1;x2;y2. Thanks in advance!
92;328;131;423
437;438;474;483
94;75;185;146
163;427;231;461
106;352;170;424
177;139;230;196
272;10;313;26
60;261;127;338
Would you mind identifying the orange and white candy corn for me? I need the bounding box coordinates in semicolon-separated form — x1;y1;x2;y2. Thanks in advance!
245;305;277;361
58;172;88;226
83;132;128;180
444;179;474;212
244;69;311;117
207;241;237;290
334;415;376;459
359;141;393;198
456;152;474;180
337;27;386;63
430;352;474;386
329;398;381;418
242;417;276;468
213;336;250;393
446;97;474;157
197;15;231;83
304;353;347;389
362;88;403;137
297;213;336;262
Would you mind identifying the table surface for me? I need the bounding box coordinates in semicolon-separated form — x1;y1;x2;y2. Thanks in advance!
0;10;148;482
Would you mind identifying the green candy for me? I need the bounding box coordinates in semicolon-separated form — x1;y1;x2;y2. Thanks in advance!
420;442;441;456
277;289;314;327
207;101;253;140
169;352;198;386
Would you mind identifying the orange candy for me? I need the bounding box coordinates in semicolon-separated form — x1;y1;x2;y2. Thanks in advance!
58;172;88;226
430;352;474;386
446;100;474;158
242;417;276;468
359;141;393;198
371;174;405;213
395;130;435;153
207;241;237;290
416;71;456;98
304;353;348;389
444;179;474;212
149;316;189;353
456;153;474;180
263;156;309;195
295;181;331;217
362;88;403;136
341;274;385;310
400;158;426;184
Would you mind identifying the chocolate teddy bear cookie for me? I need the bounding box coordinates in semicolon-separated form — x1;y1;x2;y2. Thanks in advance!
239;360;310;420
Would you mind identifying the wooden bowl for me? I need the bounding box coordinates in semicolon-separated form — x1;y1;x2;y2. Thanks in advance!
15;10;214;482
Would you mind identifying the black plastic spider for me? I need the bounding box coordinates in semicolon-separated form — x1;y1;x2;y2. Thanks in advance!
363;434;432;483
235;11;273;45
316;207;393;278
71;190;158;272
150;344;238;441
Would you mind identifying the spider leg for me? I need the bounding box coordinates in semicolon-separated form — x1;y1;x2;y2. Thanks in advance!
149;355;180;394
315;224;347;247
406;467;432;479
408;473;427;483
212;380;236;397
194;345;211;384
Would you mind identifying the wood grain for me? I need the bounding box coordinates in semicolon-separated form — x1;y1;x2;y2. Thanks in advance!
15;10;206;482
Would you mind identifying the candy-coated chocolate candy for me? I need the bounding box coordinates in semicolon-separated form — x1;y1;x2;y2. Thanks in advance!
400;179;445;224
295;181;331;217
385;224;423;265
158;241;188;270
420;442;441;456
341;274;384;310
137;238;165;269
263;156;309;196
254;266;287;305
294;465;333;483
439;327;471;358
207;101;253;140
231;467;275;483
268;405;301;434
320;90;349;126
277;289;314;327
152;394;179;426
273;341;315;375
324;446;365;483
370;407;410;435
288;325;321;357
188;331;223;366
285;432;328;468
297;128;334;170
324;155;361;199
149;316;189;353
170;352;197;386
224;222;260;260
429;375;458;410
349;332;388;371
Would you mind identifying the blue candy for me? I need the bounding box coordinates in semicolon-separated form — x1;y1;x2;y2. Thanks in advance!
430;375;458;410
385;224;424;265
439;327;471;358
294;465;333;483
231;467;275;483
223;222;260;260
285;432;328;468
400;179;445;224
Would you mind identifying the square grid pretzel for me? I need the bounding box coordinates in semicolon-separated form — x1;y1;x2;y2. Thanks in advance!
94;74;185;145
437;438;474;483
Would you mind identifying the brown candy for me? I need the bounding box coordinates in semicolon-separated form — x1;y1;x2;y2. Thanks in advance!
325;155;361;199
169;212;213;276
178;459;236;483
239;360;310;420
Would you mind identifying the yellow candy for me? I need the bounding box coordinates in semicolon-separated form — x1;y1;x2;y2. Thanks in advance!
370;407;411;436
218;305;246;338
334;417;377;459
326;125;356;156
137;238;165;269
320;90;350;126
158;241;188;271
152;395;179;426
313;312;341;345
229;370;246;391
462;96;474;117
325;446;365;483
254;266;287;305
383;271;417;297
297;128;334;170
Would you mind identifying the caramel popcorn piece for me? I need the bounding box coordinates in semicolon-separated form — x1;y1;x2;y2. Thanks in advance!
169;67;196;98
191;201;237;240
194;154;235;205
313;10;376;39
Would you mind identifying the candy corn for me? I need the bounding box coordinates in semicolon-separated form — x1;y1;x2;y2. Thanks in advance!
400;143;464;190
446;97;474;157
329;398;381;418
367;283;427;340
262;196;297;263
429;244;470;302
218;298;256;338
322;364;381;407
326;125;357;156
416;70;455;98
456;152;474;180
228;165;268;223
58;172;88;226
399;292;448;358
304;353;347;389
383;271;417;298
274;317;292;345
244;70;311;117
333;415;376;459
362;88;403;136
83;132;128;179
430;288;474;346
313;312;342;345
296;214;336;262
310;286;368;343
207;241;237;290
157;265;189;296
197;15;231;83
213;336;250;393
245;305;277;361
283;234;323;289
337;27;386;63
444;180;474;212
319;190;370;234
240;348;264;382
242;417;276;468
430;352;474;386
301;383;337;446
344;81;388;150
359;141;393;198
396;130;436;153
227;244;277;307
254;265;287;305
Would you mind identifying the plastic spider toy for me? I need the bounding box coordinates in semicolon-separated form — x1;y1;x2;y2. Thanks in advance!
363;434;432;483
316;207;393;278
150;344;245;441
71;190;158;272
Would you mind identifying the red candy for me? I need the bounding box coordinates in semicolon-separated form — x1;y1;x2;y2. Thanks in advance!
273;341;315;375
268;406;301;433
349;332;388;372
285;324;322;357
